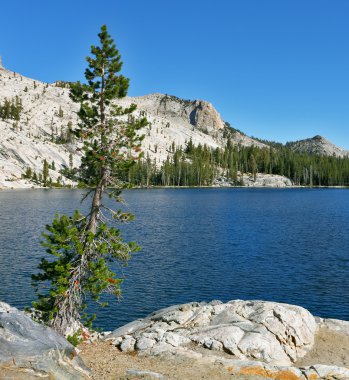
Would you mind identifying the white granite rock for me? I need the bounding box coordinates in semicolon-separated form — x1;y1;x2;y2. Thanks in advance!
136;336;156;350
213;173;293;187
163;331;191;347
120;336;136;352
107;300;317;366
308;364;349;378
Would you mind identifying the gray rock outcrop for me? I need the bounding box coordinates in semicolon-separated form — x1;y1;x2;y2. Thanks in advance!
157;95;226;133
242;173;293;187
213;173;293;187
0;301;89;379
107;300;317;366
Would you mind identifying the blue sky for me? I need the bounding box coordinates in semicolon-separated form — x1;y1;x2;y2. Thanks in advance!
1;0;349;148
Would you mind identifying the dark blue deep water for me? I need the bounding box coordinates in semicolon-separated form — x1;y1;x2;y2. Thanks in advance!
0;188;349;330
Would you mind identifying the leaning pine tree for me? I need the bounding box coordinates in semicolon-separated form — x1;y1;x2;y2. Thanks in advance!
32;25;147;337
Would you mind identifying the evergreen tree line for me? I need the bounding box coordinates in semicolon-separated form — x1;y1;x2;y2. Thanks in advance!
123;139;349;187
0;96;23;121
22;159;65;187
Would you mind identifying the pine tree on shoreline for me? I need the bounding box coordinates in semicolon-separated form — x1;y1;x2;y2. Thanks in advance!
32;25;146;337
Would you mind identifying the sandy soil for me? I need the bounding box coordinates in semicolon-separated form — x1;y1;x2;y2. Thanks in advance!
79;341;263;380
79;326;349;380
296;327;349;367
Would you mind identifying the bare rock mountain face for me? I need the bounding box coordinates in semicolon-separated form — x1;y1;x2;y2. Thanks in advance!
0;65;269;188
116;93;266;165
287;135;349;157
0;66;80;188
142;94;226;134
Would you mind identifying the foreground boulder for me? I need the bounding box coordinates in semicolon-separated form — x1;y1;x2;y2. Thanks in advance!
0;302;89;379
107;300;317;366
105;300;349;379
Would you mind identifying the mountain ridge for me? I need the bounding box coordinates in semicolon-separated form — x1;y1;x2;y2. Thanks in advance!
286;135;349;157
0;66;347;188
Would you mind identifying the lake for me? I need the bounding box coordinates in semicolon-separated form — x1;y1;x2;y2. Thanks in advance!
0;188;348;330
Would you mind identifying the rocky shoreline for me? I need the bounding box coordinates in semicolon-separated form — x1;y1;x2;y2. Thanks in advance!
0;172;293;189
1;300;349;379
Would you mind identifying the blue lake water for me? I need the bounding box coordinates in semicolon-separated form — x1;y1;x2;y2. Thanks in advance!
0;188;348;330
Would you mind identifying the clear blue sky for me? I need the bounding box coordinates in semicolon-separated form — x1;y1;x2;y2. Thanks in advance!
1;0;349;148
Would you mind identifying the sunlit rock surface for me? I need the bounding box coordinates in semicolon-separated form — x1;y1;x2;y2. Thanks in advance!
107;299;349;379
0;302;89;379
107;300;317;366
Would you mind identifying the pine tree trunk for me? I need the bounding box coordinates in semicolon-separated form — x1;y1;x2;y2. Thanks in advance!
86;61;107;235
88;167;108;234
51;303;81;336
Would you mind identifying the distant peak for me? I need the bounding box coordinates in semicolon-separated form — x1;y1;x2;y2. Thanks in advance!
312;135;325;140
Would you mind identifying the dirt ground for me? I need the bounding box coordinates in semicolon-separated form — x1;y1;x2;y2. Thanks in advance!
79;341;264;380
296;327;349;367
78;326;349;380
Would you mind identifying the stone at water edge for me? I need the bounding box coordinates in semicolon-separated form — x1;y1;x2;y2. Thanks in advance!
106;299;317;366
213;173;293;187
0;301;90;379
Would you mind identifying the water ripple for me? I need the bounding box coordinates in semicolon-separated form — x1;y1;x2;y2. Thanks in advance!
0;188;349;329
